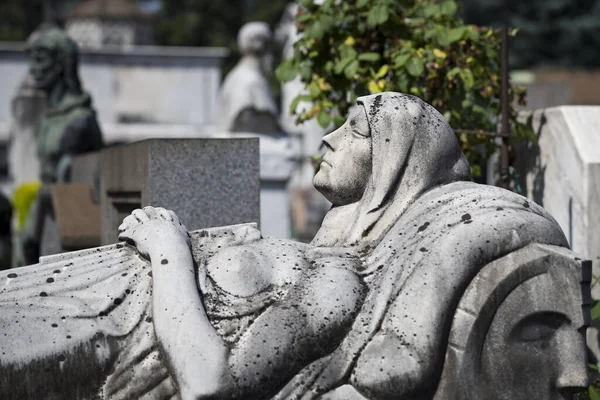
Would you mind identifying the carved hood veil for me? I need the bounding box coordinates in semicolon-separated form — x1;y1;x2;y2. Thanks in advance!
314;92;471;247
279;93;569;400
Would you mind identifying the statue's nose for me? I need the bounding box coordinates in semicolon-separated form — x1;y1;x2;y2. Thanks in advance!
555;329;590;394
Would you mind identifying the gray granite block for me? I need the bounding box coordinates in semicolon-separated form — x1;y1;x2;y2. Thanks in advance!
101;138;260;244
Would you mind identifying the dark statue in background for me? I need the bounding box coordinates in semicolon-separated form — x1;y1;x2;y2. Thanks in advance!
18;25;103;266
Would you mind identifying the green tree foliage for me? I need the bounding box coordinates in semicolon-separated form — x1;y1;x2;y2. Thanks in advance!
153;0;289;87
0;0;44;41
276;0;531;177
153;0;289;49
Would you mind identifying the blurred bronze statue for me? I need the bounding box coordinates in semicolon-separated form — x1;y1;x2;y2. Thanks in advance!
19;25;103;265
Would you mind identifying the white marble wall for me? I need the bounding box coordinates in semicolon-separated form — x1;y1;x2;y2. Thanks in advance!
0;43;228;126
517;106;600;294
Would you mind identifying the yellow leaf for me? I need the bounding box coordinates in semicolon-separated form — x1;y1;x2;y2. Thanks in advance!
368;80;383;93
377;79;386;89
466;56;474;64
344;36;355;46
375;64;389;78
13;181;40;230
318;78;332;91
308;105;321;118
433;49;447;59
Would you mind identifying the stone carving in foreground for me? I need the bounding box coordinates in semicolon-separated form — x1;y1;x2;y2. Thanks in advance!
0;93;590;399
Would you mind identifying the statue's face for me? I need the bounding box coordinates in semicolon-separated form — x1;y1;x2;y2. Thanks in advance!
260;51;274;75
480;268;589;400
314;106;372;206
28;45;61;92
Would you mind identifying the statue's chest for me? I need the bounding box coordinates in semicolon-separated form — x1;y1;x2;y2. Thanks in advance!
37;115;70;159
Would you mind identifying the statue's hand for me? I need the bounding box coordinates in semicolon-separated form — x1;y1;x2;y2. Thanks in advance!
118;206;190;260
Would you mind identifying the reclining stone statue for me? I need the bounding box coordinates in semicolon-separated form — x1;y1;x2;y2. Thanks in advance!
0;93;590;399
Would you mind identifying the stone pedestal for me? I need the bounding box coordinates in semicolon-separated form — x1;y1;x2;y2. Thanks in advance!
100;138;260;245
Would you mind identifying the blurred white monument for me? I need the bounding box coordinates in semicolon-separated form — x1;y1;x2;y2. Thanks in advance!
216;22;295;239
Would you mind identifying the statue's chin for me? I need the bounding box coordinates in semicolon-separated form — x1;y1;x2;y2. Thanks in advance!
32;77;54;92
314;173;360;207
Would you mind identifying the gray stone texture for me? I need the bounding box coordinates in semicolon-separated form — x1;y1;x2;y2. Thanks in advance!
101;138;260;244
0;93;590;400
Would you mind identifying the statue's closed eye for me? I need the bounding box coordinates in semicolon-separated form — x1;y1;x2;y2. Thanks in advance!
510;312;569;343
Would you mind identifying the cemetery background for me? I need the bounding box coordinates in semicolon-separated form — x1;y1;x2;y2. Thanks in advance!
0;0;600;396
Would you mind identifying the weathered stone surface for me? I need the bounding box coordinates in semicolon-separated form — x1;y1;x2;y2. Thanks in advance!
0;92;590;399
100;138;261;245
434;243;591;399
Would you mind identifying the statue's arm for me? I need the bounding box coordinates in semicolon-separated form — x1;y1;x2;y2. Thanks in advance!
119;207;365;399
118;207;234;399
149;237;235;399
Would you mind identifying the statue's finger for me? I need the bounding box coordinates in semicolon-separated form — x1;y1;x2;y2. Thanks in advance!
133;209;150;222
168;211;180;225
156;207;172;221
119;215;138;231
142;206;158;219
117;228;133;242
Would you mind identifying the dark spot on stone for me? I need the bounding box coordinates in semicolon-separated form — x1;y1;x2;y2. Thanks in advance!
53;270;60;274
40;292;48;297
161;259;169;265
7;273;17;278
464;220;473;224
417;222;430;232
496;207;503;211
99;311;105;317
350;119;356;126
419;247;428;252
51;323;58;328
148;271;152;277
523;201;530;208
461;213;472;221
66;335;71;339
114;298;123;306
46;278;54;283
145;316;153;323
121;273;128;277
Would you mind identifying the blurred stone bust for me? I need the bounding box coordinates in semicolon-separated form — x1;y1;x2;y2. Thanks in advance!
217;22;280;134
